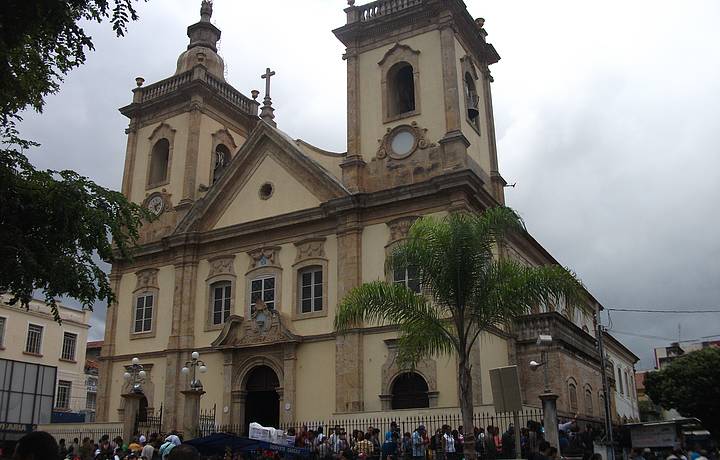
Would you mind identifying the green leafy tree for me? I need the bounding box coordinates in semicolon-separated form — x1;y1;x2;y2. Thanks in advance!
0;0;149;320
645;347;720;440
335;208;583;459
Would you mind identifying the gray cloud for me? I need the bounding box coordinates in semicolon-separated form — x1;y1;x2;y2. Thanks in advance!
18;0;720;367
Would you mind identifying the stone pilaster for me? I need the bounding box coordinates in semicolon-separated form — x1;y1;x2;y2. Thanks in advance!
340;155;366;193
97;269;123;422
281;344;297;425
335;213;364;413
481;65;504;204
221;350;233;425
121;121;139;199
179;97;203;207
345;50;361;158
439;25;461;135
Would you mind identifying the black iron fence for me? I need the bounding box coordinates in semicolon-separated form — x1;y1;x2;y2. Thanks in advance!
200;408;544;442
136;404;163;437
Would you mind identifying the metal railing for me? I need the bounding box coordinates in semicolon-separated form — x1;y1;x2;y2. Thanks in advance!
357;0;423;22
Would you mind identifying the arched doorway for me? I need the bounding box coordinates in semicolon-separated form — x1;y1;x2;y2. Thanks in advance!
391;372;429;409
244;365;280;430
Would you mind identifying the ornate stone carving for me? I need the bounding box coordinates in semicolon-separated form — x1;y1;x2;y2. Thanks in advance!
376;122;435;160
386;216;419;243
294;238;326;262
208;255;235;279
135;268;159;290
247;246;281;270
211;310;300;349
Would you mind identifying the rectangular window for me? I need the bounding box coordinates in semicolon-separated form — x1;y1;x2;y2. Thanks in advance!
61;332;77;361
0;317;5;347
86;391;97;410
299;268;323;313
617;368;623;395
56;380;72;409
393;265;420;293
134;294;154;333
212;283;232;325
251;276;275;313
25;324;43;354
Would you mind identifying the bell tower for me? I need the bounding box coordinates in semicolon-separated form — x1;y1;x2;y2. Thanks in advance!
334;0;506;202
119;0;259;242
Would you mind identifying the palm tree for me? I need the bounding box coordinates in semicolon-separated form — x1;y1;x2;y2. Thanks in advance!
335;207;583;459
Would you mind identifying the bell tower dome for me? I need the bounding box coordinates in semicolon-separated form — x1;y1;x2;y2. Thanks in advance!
175;0;225;80
334;0;506;203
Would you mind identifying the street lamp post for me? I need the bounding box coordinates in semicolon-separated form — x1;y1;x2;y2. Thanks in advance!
180;351;208;440
181;351;208;391
121;357;147;442
123;357;147;394
530;335;560;451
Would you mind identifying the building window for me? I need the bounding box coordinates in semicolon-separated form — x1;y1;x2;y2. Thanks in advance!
568;381;578;411
25;324;43;354
251;276;275;313
617;367;623;395
86;391;97;411
148;138;170;185
624;371;630;396
212;144;231;184
56;380;72;409
393;265;420;293
391;372;430;410
464;72;480;131
388;62;416;117
134;293;154;334
210;281;232;325
0;317;5;347
298;266;323;314
585;387;593;416
61;332;77;361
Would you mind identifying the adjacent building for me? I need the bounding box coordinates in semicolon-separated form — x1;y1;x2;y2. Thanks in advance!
97;0;635;432
0;294;92;416
84;341;103;422
604;332;640;422
654;340;720;369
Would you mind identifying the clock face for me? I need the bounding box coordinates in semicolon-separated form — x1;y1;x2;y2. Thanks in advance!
147;195;164;215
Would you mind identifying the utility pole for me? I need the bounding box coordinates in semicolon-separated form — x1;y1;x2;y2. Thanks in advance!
597;320;615;460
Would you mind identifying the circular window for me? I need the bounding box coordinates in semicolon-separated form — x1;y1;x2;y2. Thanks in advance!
387;127;418;159
259;182;274;200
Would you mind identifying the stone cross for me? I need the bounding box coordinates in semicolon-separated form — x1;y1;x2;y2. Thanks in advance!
261;67;276;98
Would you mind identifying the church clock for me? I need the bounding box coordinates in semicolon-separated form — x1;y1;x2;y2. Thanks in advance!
147;194;165;216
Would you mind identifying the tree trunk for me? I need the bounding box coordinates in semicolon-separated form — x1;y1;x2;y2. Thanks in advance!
459;357;476;460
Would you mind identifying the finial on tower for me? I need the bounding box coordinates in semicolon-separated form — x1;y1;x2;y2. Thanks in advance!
260;67;277;127
200;0;213;22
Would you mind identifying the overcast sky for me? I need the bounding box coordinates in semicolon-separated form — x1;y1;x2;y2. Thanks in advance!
17;0;720;370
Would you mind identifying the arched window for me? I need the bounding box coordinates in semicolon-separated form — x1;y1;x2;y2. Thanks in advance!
464;72;480;129
210;280;232;326
212;144;231;184
568;380;578;411
391;372;429;410
148;138;170;186
388;62;415;116
585;386;593;415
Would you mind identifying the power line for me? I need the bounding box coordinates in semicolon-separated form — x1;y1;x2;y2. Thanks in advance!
606;307;720;314
609;329;720;343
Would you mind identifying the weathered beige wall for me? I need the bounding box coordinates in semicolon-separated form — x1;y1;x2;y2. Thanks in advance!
453;38;492;175
196;351;225;412
361;223;389;283
358;31;446;161
196;115;246;191
131;113;190;204
113;266;174;356
478;331;510;405
213;155;321;229
295;340;336;420
295;141;344;180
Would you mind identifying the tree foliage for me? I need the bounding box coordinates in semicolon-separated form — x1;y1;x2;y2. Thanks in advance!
335;208;583;459
645;347;720;440
0;0;149;320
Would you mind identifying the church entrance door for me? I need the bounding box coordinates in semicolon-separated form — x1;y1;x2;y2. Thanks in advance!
244;365;280;431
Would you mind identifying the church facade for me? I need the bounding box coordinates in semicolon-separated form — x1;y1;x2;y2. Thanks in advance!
97;0;619;431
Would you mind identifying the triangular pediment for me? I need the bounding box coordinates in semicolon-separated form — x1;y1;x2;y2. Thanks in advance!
211;309;301;349
176;122;349;233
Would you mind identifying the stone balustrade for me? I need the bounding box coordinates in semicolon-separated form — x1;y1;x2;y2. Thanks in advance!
348;0;424;23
